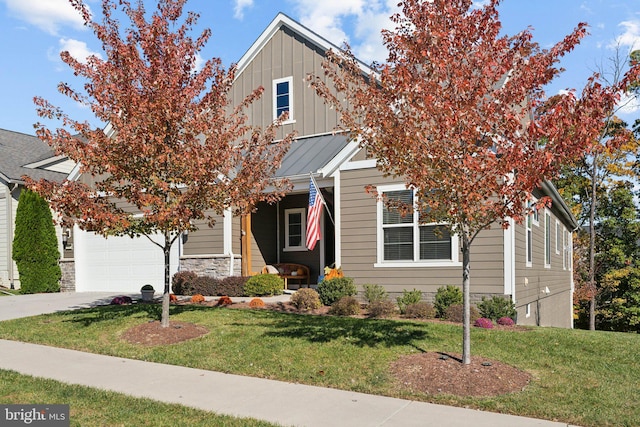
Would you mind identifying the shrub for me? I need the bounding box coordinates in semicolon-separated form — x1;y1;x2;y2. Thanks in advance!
434;285;463;317
249;298;265;308
110;296;132;305
367;300;397;318
189;276;219;296
328;296;361;316
171;271;198;295
478;296;517;321
317;277;357;306
216;276;248;297
474;317;494;329
497;316;515;326
444;304;480;323
191;294;205;303
362;283;388;304
291;288;322;311
244;274;284;297
216;296;233;306
404;302;436;319
396;289;423;314
12;189;61;294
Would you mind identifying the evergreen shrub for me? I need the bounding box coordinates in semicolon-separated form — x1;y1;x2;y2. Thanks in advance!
244;274;284;296
317;277;357;306
396;289;422;314
434;285;463;317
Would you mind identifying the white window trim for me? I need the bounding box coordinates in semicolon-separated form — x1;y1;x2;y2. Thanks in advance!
544;210;551;269
562;226;567;270
531;198;540;226
525;303;531;318
283;207;306;252
525;211;533;268
374;184;460;268
555;219;561;255
273;76;295;124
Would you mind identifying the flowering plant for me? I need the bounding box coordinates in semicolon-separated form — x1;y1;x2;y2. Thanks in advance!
217;296;233;306
191;294;205;303
474;317;494;329
497;317;515;326
249;298;265;308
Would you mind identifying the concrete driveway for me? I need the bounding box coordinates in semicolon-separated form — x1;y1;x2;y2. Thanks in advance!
0;292;131;321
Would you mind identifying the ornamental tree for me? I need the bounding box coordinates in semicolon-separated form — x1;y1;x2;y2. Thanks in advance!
28;0;294;327
310;0;640;363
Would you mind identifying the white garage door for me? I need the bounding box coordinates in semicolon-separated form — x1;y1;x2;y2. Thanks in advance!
74;227;179;293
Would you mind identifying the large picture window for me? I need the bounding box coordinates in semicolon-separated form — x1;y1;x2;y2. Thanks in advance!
377;186;458;266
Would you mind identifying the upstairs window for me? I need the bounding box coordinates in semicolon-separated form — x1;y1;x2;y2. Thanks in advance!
273;77;294;122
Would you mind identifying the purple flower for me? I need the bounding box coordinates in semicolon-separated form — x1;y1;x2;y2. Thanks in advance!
474;317;494;329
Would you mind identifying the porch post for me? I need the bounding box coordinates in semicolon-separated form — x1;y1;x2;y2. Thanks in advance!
241;214;252;276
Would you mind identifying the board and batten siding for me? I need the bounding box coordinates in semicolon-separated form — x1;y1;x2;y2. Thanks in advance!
339;167;505;297
232;26;341;139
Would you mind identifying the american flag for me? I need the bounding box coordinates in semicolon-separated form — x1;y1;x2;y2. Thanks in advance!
306;177;324;251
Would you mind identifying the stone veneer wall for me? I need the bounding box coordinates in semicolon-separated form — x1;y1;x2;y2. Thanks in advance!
59;259;75;292
180;256;242;278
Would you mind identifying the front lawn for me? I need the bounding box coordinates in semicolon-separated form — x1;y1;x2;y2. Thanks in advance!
0;303;638;427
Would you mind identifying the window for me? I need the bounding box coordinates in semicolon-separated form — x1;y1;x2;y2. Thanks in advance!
544;211;551;268
377;186;458;266
556;220;561;254
562;227;567;270
273;77;294;122
526;211;533;267
284;208;305;251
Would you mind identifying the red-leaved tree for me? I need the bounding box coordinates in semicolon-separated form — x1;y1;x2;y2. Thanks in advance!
310;0;640;363
28;0;294;327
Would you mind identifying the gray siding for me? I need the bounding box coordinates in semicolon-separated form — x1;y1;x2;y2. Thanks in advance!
514;203;574;327
183;212;226;256
339;167;505;296
232;26;341;139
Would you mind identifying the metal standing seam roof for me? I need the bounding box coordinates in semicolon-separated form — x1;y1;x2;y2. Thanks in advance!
0;128;68;184
275;133;351;178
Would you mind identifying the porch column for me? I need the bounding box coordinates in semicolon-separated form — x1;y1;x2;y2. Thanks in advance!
241;214;252;276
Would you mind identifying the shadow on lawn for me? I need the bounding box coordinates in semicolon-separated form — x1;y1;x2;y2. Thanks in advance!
258;311;433;348
63;302;211;327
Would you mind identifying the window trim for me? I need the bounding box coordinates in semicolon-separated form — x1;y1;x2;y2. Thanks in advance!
526;209;533;268
544;210;551;268
375;184;460;267
273;76;295;124
283;207;306;252
555;219;561;255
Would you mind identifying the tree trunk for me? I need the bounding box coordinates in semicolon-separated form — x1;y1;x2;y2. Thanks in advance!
462;231;471;365
161;230;171;328
588;153;597;331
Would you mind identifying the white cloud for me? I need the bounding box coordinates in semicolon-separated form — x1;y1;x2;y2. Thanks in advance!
52;38;102;65
618;92;640;115
610;20;640;51
3;0;86;35
233;0;254;20
289;0;398;64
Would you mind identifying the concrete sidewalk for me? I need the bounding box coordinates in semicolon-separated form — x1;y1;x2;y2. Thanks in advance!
0;293;578;427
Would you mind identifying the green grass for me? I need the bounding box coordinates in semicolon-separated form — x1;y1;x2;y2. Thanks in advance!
0;369;279;426
0;303;639;427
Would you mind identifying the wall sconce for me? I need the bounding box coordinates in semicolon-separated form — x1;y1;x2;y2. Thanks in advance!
62;228;71;247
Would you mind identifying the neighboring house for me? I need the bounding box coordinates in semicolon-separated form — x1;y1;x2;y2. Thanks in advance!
0;128;74;290
59;13;578;328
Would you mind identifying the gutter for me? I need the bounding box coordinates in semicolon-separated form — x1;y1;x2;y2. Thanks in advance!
540;180;579;231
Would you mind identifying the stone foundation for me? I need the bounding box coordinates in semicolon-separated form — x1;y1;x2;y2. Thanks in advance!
180;256;242;278
59;259;75;292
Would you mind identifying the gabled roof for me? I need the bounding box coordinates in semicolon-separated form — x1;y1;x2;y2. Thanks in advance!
0;129;69;184
235;12;374;80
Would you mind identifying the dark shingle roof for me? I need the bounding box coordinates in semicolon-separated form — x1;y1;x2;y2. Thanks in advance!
0;129;68;184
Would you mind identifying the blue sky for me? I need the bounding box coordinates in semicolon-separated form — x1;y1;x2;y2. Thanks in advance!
1;0;639;135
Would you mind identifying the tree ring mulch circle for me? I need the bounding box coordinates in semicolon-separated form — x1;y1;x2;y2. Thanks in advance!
121;321;209;346
391;352;531;397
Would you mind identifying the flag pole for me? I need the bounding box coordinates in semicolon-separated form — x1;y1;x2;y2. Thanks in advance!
309;172;335;226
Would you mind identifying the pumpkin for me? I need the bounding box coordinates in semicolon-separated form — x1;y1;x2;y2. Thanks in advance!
323;266;344;280
296;268;305;276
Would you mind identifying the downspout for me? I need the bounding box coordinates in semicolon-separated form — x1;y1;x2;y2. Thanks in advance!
7;183;19;289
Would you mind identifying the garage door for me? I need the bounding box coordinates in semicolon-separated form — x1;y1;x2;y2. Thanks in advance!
74;226;179;293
